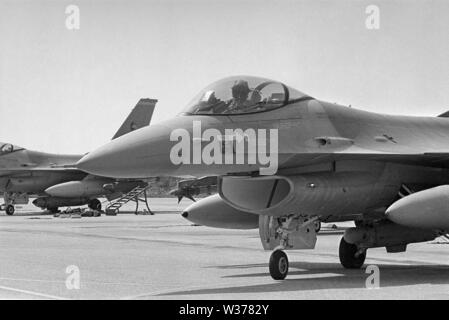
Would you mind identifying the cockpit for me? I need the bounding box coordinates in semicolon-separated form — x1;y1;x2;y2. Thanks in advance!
0;143;22;156
182;76;312;115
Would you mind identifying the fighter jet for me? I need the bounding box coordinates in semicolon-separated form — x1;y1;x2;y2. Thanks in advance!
77;76;449;280
0;98;157;215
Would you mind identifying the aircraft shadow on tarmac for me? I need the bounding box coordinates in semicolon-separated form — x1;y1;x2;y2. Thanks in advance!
1;210;177;218
160;262;449;296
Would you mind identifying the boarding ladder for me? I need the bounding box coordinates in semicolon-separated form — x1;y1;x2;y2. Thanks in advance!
105;183;153;215
397;184;415;199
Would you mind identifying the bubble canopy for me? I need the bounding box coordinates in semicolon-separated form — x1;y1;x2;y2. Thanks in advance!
0;143;23;156
182;76;311;115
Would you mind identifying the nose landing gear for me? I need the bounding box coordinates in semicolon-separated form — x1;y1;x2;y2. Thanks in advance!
261;215;319;280
269;250;289;280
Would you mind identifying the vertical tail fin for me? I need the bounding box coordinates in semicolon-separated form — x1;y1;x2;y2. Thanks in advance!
112;98;157;140
437;110;449;118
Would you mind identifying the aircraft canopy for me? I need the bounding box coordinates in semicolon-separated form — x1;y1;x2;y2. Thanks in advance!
183;76;310;115
0;143;24;156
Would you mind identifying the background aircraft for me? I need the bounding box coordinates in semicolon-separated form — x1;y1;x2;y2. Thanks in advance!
0;98;157;215
77;76;449;280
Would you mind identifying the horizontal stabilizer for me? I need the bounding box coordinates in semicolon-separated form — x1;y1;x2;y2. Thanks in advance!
112;98;157;140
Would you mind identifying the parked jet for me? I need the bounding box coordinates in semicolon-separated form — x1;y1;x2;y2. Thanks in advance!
77;76;449;280
0;98;157;215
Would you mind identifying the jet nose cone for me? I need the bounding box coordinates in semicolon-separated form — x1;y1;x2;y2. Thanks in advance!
76;124;171;178
77;116;211;178
181;211;189;218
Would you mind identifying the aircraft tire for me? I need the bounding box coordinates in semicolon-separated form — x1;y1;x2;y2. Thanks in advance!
5;205;14;216
314;221;321;233
339;237;366;269
269;250;289;280
88;199;102;211
49;207;59;214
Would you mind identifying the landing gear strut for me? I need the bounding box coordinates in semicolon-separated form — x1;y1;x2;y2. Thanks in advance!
269;250;289;280
339;237;366;269
5;204;14;216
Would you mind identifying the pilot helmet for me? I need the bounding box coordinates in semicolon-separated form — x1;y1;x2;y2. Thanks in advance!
231;80;250;100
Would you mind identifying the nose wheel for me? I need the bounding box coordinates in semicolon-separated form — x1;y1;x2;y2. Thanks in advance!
5;205;15;216
269;250;289;280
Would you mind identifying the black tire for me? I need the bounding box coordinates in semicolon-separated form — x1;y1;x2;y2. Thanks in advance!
354;220;364;228
314;221;321;233
88;199;101;211
269;250;289;280
49;207;59;214
339;237;366;269
5;205;14;216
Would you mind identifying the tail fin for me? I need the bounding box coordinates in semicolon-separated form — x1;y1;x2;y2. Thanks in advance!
112;98;157;140
437;110;449;118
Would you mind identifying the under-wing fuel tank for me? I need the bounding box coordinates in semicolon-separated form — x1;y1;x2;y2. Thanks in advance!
181;194;259;229
386;185;449;230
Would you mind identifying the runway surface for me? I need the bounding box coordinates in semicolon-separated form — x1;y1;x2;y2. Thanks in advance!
0;198;448;299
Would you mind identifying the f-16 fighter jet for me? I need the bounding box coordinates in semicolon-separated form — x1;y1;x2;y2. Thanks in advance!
0;98;156;215
77;76;449;280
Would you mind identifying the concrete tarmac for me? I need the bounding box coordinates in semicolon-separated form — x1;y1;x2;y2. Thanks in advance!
0;198;448;299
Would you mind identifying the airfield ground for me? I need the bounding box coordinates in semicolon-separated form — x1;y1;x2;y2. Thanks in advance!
0;198;448;299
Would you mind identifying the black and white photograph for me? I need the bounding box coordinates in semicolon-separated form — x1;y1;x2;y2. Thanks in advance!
0;0;448;304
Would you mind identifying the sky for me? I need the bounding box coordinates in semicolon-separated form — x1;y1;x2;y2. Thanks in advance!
0;0;448;154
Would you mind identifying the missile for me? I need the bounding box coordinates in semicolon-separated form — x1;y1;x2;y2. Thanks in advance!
45;180;109;198
32;197;87;209
386;185;449;230
181;194;259;229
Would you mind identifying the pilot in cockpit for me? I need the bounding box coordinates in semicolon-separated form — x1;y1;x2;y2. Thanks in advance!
194;90;220;113
226;80;261;113
227;80;250;112
1;144;13;153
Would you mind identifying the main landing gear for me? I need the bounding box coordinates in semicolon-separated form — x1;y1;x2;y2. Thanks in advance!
269;237;367;280
48;207;60;214
339;237;366;269
88;199;102;211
